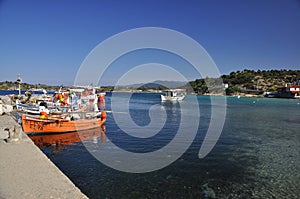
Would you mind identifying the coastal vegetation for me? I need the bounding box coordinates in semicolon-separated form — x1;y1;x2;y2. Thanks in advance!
1;69;299;95
188;69;300;95
0;81;61;91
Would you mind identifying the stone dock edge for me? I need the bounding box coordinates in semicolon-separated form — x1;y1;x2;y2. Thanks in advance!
0;115;88;199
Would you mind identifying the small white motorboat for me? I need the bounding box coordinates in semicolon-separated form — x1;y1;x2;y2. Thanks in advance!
161;89;186;102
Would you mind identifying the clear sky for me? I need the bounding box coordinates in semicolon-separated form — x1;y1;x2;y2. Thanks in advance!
0;0;299;86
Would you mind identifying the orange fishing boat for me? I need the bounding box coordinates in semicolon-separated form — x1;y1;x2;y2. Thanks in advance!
21;112;106;134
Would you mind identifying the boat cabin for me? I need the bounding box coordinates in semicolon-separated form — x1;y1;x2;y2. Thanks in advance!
161;89;186;102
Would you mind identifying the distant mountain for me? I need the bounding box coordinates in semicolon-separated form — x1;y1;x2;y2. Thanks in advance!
152;80;187;88
137;83;167;90
123;80;187;89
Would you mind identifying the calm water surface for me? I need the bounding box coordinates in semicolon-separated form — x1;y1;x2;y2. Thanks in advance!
29;93;299;199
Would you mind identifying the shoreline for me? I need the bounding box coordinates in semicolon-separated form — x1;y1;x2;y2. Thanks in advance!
0;115;88;199
0;89;290;99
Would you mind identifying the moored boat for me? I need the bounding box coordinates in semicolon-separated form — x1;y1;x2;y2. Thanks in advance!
21;111;106;134
161;89;186;102
264;85;300;99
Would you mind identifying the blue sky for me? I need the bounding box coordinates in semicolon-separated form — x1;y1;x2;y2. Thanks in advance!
0;0;299;86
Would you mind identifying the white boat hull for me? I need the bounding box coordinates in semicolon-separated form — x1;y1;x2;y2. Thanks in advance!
161;95;185;102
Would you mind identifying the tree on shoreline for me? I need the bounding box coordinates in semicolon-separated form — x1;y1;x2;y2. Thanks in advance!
187;69;300;95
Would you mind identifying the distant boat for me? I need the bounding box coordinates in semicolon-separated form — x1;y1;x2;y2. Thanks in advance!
28;88;48;95
21;112;106;134
265;85;300;99
161;89;186;102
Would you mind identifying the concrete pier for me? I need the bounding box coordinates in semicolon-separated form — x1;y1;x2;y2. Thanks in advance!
0;115;88;199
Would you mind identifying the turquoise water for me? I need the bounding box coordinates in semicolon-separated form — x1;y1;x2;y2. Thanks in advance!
30;93;299;198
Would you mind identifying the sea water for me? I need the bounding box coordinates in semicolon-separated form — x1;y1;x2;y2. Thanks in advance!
28;93;300;198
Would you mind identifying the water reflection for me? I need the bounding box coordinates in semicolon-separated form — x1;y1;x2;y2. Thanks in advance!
29;126;106;151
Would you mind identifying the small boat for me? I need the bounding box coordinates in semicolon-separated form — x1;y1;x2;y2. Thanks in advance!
21;112;106;134
161;89;186;102
264;85;300;99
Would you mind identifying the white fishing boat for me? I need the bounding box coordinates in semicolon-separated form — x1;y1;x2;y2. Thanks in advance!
161;89;186;102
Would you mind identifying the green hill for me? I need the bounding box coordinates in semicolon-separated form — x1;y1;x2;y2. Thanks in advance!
187;69;300;95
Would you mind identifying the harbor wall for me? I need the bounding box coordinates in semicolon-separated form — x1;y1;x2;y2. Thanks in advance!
0;114;88;199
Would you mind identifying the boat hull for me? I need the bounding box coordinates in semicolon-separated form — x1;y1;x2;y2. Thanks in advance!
161;95;185;102
21;114;106;134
